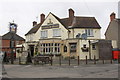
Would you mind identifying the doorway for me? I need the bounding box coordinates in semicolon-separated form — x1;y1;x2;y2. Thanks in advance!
29;45;34;57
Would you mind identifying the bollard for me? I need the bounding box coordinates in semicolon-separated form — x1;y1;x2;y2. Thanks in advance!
69;56;70;66
86;56;87;64
26;58;28;65
110;59;112;64
51;56;53;66
19;57;21;65
94;55;96;64
102;59;104;64
59;56;61;66
78;56;80;66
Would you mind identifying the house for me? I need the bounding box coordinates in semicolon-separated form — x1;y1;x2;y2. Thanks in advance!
25;8;102;59
2;32;25;58
105;12;120;49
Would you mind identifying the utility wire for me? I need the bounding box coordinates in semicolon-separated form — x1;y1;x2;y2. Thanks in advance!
83;0;93;16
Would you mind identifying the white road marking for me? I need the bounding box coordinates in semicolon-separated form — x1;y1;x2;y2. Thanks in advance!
25;65;31;68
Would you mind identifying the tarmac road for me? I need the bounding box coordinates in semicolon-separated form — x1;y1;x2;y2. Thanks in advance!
2;64;119;79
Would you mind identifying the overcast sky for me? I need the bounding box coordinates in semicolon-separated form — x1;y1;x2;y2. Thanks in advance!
0;0;119;39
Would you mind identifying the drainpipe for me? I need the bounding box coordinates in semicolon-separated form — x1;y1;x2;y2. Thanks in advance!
68;30;70;39
72;28;74;38
77;39;80;58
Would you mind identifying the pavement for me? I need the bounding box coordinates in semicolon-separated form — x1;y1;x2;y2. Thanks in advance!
2;63;119;78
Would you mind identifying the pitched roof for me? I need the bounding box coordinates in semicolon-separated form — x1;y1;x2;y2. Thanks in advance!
2;32;25;41
25;23;42;36
105;19;120;35
50;13;101;29
60;17;101;29
50;13;69;29
25;13;101;35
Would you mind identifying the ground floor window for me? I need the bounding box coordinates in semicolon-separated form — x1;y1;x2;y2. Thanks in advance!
69;43;77;52
64;45;67;52
92;44;96;50
40;43;60;54
81;44;89;52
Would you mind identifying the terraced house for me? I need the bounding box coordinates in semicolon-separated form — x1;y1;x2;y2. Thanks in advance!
25;9;102;60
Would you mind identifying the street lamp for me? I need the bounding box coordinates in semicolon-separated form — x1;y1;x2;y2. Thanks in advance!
9;22;17;64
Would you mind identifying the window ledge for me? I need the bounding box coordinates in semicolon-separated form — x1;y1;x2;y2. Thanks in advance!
40;37;48;39
87;36;94;37
53;36;61;37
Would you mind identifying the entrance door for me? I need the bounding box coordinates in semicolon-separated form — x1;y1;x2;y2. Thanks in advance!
29;45;34;57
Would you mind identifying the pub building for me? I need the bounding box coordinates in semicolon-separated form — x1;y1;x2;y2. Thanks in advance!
25;9;112;60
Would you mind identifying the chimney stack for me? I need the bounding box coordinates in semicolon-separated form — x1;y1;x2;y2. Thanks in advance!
69;8;74;26
110;12;116;22
40;13;45;23
33;21;37;27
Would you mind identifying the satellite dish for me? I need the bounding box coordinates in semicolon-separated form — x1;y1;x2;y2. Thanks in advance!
81;33;87;39
76;33;81;38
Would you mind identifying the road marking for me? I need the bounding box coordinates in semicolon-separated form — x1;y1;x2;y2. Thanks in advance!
73;66;78;68
25;65;31;68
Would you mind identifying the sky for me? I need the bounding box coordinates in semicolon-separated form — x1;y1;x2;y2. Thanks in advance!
0;0;119;39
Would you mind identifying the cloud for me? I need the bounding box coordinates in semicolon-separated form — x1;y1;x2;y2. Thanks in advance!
0;1;118;39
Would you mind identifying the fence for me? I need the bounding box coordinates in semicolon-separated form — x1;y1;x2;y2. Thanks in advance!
3;55;119;66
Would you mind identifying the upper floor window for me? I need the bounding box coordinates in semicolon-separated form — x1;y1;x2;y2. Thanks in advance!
41;30;48;38
53;29;61;37
27;35;33;41
85;29;93;37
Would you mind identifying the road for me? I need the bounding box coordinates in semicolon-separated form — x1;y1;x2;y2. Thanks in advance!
2;63;119;78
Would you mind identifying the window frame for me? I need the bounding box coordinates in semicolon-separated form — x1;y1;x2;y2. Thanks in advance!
85;29;94;37
41;30;48;38
92;44;96;50
53;29;61;37
64;45;67;52
83;44;87;48
69;43;77;53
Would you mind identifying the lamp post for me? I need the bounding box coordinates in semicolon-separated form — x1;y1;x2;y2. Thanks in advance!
9;22;17;64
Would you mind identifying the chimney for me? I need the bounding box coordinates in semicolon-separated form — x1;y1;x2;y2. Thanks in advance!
110;12;116;22
40;13;45;23
69;8;75;26
33;21;37;27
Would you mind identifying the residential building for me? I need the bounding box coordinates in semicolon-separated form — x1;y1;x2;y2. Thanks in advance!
25;9;102;59
105;12;120;49
2;32;25;57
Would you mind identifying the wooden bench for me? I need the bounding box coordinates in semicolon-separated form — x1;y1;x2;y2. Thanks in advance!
33;56;51;64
